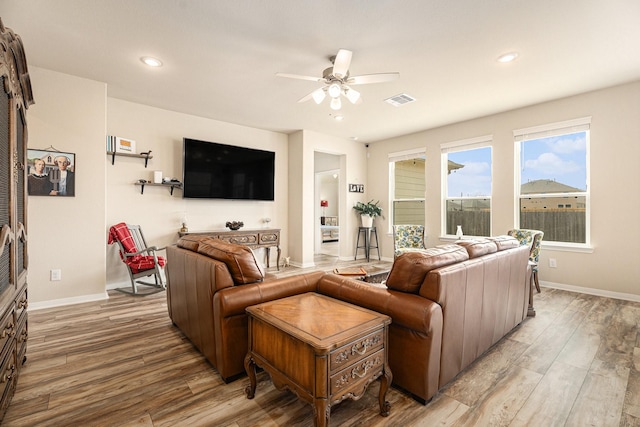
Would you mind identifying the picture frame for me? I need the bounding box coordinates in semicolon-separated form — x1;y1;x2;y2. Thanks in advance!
27;149;76;197
115;136;136;154
349;183;364;193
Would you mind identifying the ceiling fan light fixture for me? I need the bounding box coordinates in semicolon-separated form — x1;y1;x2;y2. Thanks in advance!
328;83;341;98
345;88;360;104
330;97;341;110
312;89;326;104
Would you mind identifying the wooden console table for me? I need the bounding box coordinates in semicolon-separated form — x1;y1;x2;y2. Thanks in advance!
179;228;281;270
245;293;392;426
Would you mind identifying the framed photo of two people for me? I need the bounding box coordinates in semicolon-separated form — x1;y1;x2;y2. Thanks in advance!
27;149;76;197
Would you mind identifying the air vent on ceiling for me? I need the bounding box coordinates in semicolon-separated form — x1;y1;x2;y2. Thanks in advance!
385;93;416;107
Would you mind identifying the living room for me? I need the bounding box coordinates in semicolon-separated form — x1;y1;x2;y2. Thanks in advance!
1;1;640;425
0;2;634;308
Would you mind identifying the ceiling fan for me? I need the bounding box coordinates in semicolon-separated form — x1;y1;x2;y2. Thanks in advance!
276;49;399;111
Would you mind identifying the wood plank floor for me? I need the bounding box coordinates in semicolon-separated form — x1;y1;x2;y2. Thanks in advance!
4;255;640;426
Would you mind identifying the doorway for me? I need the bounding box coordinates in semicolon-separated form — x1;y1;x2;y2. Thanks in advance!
315;152;341;257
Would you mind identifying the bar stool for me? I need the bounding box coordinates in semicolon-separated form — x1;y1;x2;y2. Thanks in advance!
354;227;380;262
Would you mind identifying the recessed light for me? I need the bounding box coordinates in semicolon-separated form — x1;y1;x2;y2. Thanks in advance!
334;115;344;121
140;56;163;67
497;52;518;63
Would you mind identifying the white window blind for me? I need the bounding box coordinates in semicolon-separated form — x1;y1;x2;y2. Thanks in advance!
514;117;591;141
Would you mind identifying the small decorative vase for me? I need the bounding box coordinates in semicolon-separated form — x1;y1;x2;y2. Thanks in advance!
226;221;244;231
456;225;464;239
361;214;374;228
180;222;188;233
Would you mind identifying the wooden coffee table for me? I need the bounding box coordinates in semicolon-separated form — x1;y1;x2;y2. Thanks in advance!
244;293;392;427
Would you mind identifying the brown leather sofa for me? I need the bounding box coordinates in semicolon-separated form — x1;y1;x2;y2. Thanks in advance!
165;234;531;404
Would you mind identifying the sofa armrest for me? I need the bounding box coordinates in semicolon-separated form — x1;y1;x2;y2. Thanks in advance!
317;274;442;334
213;271;324;318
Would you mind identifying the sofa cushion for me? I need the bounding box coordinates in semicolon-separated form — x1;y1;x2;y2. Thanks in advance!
386;245;469;293
487;235;520;251
177;235;212;252
196;239;265;284
456;238;497;258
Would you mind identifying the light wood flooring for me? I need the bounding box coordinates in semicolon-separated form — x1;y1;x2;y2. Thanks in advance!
3;255;640;426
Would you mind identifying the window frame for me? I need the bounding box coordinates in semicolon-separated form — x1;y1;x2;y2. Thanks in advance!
440;135;493;238
388;148;426;234
514;117;592;251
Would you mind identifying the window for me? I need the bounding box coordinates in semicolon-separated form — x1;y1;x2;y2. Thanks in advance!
389;149;425;228
441;136;492;237
515;117;590;245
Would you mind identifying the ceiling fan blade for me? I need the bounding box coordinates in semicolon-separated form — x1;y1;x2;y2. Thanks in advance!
332;49;353;79
276;72;323;83
346;72;399;85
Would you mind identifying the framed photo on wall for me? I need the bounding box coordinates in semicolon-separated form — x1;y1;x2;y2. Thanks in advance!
27;149;76;197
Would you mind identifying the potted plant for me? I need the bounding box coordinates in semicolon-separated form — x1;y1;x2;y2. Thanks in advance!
353;200;384;227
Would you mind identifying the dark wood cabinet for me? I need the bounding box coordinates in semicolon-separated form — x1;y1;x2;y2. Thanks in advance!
0;19;34;421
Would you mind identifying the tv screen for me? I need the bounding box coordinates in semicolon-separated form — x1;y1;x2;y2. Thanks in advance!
182;138;275;200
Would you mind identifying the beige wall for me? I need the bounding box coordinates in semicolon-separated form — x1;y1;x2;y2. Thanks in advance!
368;81;640;298
288;130;368;266
27;66;108;305
105;98;289;286
27;68;290;304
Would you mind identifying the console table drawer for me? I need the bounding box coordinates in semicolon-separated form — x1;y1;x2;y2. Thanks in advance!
330;329;384;373
258;231;279;244
219;233;259;245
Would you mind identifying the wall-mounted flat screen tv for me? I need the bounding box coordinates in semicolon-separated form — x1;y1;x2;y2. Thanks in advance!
182;138;275;200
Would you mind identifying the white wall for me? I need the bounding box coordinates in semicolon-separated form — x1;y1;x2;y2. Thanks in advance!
368;81;640;297
27;67;108;305
106;98;289;286
288;130;368;264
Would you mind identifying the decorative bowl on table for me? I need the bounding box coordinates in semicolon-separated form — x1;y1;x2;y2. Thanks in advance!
226;221;244;231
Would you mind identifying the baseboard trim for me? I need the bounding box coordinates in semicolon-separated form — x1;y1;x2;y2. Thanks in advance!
30;291;109;311
541;281;640;302
106;281;130;291
289;261;316;269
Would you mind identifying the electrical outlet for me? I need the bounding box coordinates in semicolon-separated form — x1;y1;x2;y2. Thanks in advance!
549;258;557;268
50;269;62;281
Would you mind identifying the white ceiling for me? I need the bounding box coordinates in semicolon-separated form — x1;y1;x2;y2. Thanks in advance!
2;0;640;143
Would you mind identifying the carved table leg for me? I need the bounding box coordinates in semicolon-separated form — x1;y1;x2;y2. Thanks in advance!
378;365;392;417
313;398;330;427
276;245;281;271
244;353;257;399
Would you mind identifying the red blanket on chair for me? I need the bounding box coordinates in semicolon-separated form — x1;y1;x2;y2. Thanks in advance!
108;222;166;273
